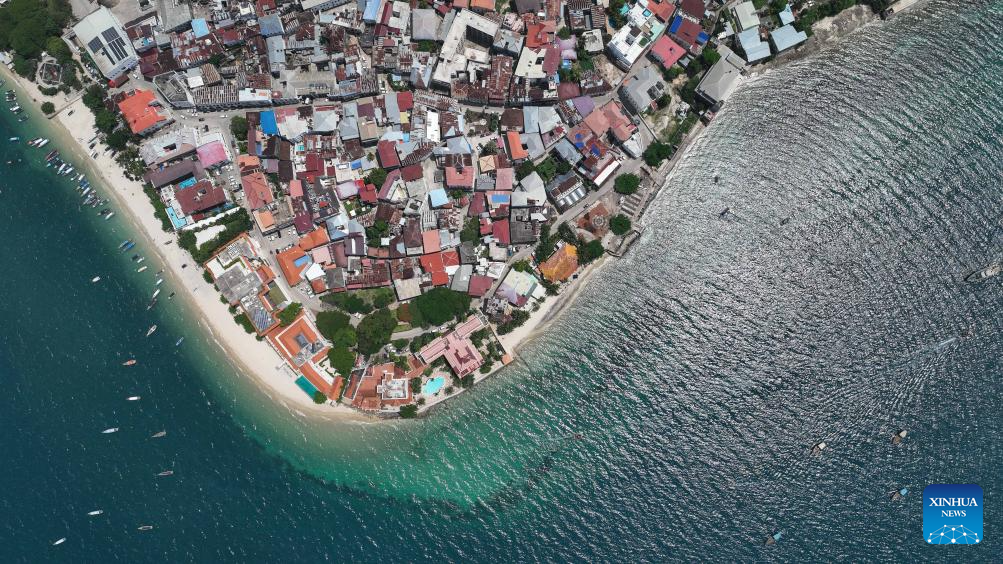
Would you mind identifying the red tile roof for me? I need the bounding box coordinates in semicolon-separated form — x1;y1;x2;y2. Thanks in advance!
241;171;274;210
650;36;686;69
506;131;529;160
174;179;225;215
118;89;168;135
492;218;511;246
376;140;400;169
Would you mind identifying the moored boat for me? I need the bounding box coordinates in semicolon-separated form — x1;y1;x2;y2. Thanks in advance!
811;441;827;456
91;276;101;283
137;265;148;273
146;324;157;337
101;427;119;434
123;359;137;366
87;510;103;516
151;430;167;438
965;263;1002;283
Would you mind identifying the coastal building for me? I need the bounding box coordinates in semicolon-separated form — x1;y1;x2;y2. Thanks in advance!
346;362;413;412
770;25;809;53
266;313;339;400
695;45;747;107
118;89;172;136
607;3;669;70
649;36;687;70
69;7;139;81
539;242;578;283
417;315;486;377
732;1;761;32
737;28;770;64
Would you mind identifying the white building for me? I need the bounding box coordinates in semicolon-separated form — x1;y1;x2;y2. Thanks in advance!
70;7;138;80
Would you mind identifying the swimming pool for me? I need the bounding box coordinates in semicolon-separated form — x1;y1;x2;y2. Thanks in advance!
295;376;319;398
422;376;445;395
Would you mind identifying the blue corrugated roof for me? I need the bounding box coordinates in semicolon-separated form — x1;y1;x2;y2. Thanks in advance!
669;15;682;34
260;111;278;135
191;18;210;38
429;189;448;208
697;32;709;44
363;0;382;22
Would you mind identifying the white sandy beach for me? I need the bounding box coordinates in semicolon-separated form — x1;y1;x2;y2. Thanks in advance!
498;255;610;354
0;65;369;423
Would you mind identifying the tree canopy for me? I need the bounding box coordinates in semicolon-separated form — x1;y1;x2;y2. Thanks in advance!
614;174;641;195
356;308;397;356
410;288;471;328
327;346;356;377
277;303;303;326
610;214;632;236
0;0;73;61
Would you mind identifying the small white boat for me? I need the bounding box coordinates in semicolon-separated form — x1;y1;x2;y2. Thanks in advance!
36;138;49;148
91;276;101;283
812;441;827;455
137;525;153;531
136;256;146;264
104;211;115;220
101;427;119;434
151;288;160;299
146;325;157;337
151;430;167;438
137;266;148;273
175;337;184;347
52;538;66;546
155;278;164;286
157;470;174;477
8;136;18;142
127;396;141;401
87;510;104;516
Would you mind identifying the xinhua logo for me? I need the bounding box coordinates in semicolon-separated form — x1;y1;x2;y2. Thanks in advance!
923;484;983;545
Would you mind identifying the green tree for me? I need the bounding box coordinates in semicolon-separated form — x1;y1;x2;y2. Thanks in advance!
610;214;632;236
578;239;605;264
399;404;419;418
701;47;721;66
356;308;397;355
364;168;388;188
410;377;422;393
557;27;571;40
516;160;536;180
312;391;328;404
229;115;248;137
316;310;351;339
327;346;356;377
40;101;55;114
277;302;303;326
45;36;71;64
643;142;674;167
410;288;471;327
614;173;641;195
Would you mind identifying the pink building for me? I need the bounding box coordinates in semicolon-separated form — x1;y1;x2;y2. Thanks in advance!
417;315;486;377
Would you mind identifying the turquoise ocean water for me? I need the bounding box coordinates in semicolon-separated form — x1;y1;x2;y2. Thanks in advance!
1;0;1000;560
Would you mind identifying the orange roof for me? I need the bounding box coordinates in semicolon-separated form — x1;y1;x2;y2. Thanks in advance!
298;227;330;251
117;89;168;135
276;246;308;285
238;154;260;169
470;0;495;11
506;131;529;160
421;229;441;253
539;243;578;282
254;209;275;230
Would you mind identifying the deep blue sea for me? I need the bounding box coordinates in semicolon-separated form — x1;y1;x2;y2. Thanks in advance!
0;0;1000;560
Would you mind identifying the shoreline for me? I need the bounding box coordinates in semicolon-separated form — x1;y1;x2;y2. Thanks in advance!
0;64;371;424
0;0;874;422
